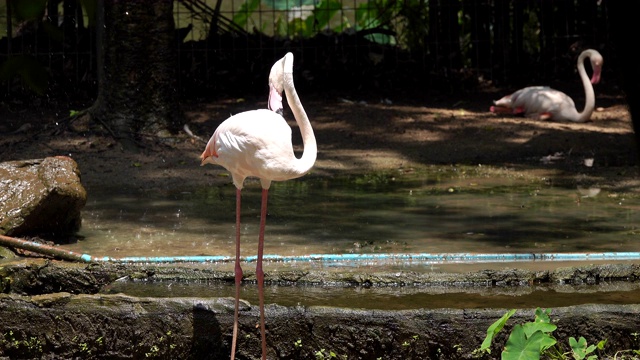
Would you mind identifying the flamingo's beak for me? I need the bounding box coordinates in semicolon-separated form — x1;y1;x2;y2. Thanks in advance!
591;67;602;84
268;83;283;115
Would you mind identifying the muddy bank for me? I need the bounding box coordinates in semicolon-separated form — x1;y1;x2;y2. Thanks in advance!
3;259;640;295
1;292;638;359
1;259;640;359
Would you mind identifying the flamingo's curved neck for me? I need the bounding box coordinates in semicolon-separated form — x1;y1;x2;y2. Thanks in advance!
283;65;317;176
576;51;596;122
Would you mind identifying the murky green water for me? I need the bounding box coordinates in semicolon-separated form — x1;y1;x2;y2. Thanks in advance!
103;279;640;310
68;165;640;261
64;164;640;308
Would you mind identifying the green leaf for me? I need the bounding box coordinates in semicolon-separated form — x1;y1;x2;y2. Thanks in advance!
570;336;598;360
522;321;557;338
355;2;375;27
306;0;342;33
289;18;309;37
232;0;260;28
79;0;97;26
478;309;516;354
534;308;552;323
10;0;47;20
502;326;556;360
266;0;316;11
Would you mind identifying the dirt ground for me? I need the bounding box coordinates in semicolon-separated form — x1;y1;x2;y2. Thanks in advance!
1;88;638;194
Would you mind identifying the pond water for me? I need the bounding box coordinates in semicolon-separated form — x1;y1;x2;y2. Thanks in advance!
66;164;640;267
103;279;640;310
63;164;640;308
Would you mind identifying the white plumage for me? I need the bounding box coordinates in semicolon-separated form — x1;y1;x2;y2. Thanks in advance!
200;52;316;360
491;49;604;122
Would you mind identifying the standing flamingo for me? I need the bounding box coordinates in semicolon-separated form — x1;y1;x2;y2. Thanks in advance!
490;49;604;122
200;52;317;360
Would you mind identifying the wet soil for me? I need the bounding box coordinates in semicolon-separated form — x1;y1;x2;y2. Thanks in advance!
1;89;638;194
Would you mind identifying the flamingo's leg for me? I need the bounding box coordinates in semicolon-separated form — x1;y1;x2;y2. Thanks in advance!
490;105;513;114
231;188;243;360
539;112;552;120
257;188;269;360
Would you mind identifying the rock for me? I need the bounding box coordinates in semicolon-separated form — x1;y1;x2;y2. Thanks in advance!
0;156;87;239
0;260;640;358
0;246;16;260
0;291;639;359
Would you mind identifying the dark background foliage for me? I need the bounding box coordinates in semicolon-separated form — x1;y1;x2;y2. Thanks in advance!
0;0;618;105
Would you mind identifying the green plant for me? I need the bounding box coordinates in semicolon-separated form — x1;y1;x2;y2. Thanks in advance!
611;332;640;359
315;348;340;359
569;336;599;360
0;1;54;94
145;344;160;358
612;349;640;359
503;308;557;359
402;334;419;346
294;339;303;348
477;309;517;355
476;308;606;360
1;331;44;357
233;0;399;43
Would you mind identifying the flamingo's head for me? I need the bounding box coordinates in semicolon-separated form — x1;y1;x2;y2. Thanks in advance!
268;54;287;115
586;49;604;84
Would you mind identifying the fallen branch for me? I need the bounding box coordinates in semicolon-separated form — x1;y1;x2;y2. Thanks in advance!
0;234;91;263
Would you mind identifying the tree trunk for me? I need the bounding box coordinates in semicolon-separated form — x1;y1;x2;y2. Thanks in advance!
491;0;509;85
510;0;525;86
428;0;462;72
90;0;182;149
464;0;491;79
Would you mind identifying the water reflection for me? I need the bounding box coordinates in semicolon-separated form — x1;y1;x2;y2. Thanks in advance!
68;165;640;262
103;280;640;310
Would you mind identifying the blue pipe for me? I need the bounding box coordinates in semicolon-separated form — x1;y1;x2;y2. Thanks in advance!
3;233;640;264
91;252;640;264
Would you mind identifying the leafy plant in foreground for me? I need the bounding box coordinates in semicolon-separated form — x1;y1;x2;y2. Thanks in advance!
475;308;606;360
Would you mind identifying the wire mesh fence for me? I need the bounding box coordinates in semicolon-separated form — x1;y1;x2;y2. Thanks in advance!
0;0;614;101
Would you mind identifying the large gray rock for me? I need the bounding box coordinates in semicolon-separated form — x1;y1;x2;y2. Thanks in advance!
0;156;87;238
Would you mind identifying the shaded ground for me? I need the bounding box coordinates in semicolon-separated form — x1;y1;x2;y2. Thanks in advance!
0;87;638;195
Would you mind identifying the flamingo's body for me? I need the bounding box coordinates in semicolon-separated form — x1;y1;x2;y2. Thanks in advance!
200;52;316;360
206;109;310;185
490;49;604;122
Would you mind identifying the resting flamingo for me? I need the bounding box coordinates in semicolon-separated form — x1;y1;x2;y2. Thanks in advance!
490;49;603;122
200;52;317;360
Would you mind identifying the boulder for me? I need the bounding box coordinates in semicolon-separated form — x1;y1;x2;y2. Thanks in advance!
0;156;87;239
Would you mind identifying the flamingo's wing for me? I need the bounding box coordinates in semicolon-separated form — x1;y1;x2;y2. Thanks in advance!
209;109;296;184
511;87;575;120
491;86;548;114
